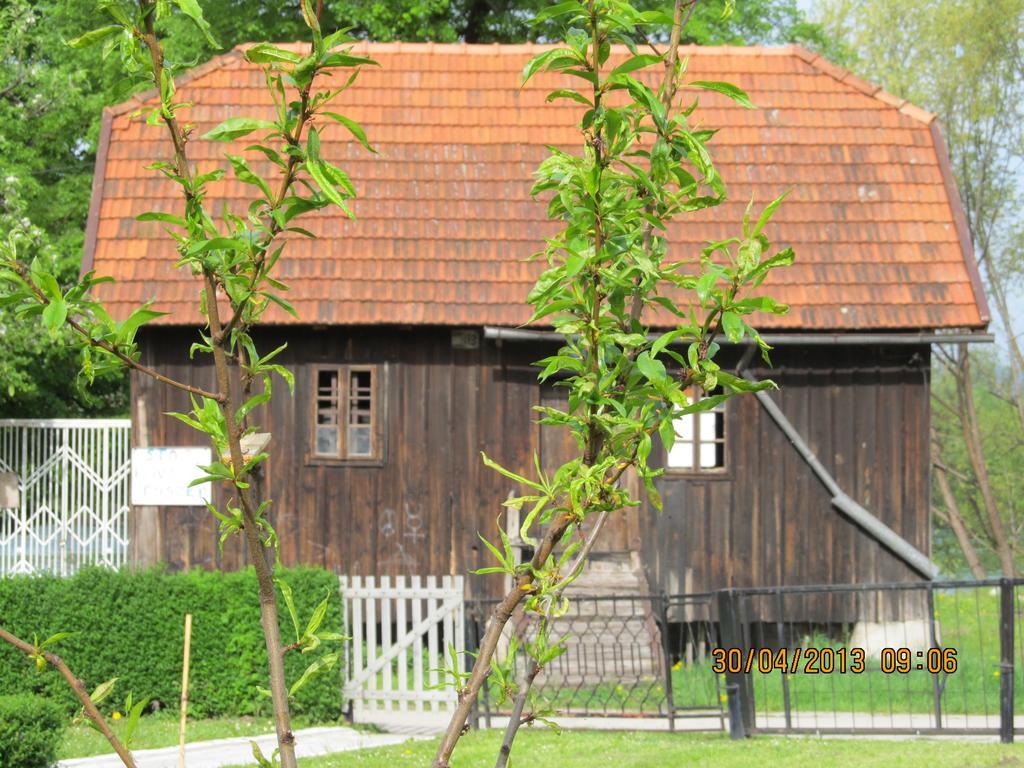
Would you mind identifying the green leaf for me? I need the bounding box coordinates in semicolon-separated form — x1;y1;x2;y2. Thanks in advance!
119;307;167;343
321;112;375;154
303;592;331;640
658;416;676;453
39;632;75;650
290;651;339;696
610;54;662;78
320;53;378;68
228;154;273;199
136;211;187;227
203;118;276;142
299;0;321;42
124;695;150;747
733;296;789;315
244;43;302;65
250;742;277;768
636;352;667;384
480;452;544;491
523;48;577;84
90;678;118;706
66;25;122;50
688;81;756;109
721;311;744;342
651;328;696;357
172;0;218;47
533;1;584;23
545;89;592;106
753;190;790;236
695;268;721;303
277;579;301;643
42;298;67;336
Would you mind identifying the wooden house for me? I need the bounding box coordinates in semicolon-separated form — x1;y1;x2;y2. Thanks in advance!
83;43;990;607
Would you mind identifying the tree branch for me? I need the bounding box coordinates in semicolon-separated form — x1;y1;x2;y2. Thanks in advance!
5;260;222;402
0;626;137;768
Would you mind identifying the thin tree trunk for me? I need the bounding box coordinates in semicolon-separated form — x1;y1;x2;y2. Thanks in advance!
989;271;1024;432
933;461;986;578
954;344;1016;576
432;512;576;768
205;273;298;768
494;662;541;768
434;4;696;765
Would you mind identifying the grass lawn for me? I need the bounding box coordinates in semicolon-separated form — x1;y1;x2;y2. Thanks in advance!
59;712;324;759
239;730;1024;768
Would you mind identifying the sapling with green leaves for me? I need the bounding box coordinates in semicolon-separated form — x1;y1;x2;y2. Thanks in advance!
432;1;792;766
0;1;374;766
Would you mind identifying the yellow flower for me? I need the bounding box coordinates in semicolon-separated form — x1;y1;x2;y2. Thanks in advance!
672;661;682;671
112;711;122;720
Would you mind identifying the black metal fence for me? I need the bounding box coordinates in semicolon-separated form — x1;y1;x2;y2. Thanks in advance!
466;578;1024;741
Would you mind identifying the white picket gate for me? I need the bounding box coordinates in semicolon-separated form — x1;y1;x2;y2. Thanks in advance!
0;419;131;576
340;575;465;724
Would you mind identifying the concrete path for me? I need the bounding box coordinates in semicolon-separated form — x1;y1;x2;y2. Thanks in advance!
59;726;424;768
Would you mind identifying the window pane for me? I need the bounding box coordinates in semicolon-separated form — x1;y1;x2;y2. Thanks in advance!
699;441;718;468
347;369;374;457
348;426;372;457
675;413;694;441
317;426;339;455
668;390;725;471
667;441;693;469
315;370;340;455
699;411;716;438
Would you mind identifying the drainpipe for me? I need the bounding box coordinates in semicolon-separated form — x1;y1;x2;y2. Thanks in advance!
736;348;940;580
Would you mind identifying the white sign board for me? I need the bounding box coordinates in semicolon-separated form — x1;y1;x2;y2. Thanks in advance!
131;447;213;507
0;472;18;508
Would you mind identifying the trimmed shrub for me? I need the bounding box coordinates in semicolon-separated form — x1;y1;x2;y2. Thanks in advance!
0;566;343;720
0;694;65;768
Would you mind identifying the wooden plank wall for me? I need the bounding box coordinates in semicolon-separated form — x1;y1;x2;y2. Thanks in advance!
640;344;932;622
132;328;931;607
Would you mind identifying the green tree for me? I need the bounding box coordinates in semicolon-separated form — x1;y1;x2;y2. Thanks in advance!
816;0;1024;575
432;1;791;765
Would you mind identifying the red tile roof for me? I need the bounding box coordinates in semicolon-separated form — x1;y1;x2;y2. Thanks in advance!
84;42;989;331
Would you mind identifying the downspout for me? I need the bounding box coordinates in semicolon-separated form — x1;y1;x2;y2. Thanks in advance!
736;347;940;580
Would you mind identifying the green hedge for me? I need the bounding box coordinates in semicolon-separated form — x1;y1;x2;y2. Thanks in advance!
0;694;65;768
0;567;343;720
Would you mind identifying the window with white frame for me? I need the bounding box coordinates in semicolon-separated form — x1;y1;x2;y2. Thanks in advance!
666;389;726;472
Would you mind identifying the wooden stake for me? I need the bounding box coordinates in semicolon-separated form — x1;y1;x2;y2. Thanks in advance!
178;613;193;768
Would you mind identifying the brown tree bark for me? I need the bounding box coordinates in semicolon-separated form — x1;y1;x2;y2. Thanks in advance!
989;270;1024;432
954;344;1016;576
932;461;987;578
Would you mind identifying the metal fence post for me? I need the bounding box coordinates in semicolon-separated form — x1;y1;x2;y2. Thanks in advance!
657;593;677;732
1000;578;1015;744
717;588;753;737
926;586;943;731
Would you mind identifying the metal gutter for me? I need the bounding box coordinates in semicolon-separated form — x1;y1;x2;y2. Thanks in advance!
483;327;994;346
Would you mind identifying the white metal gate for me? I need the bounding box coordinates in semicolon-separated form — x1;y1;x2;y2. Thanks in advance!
0;419;131;576
341;575;465;723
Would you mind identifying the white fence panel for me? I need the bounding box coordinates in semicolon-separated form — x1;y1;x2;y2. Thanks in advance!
341;574;465;724
0;419;131;576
